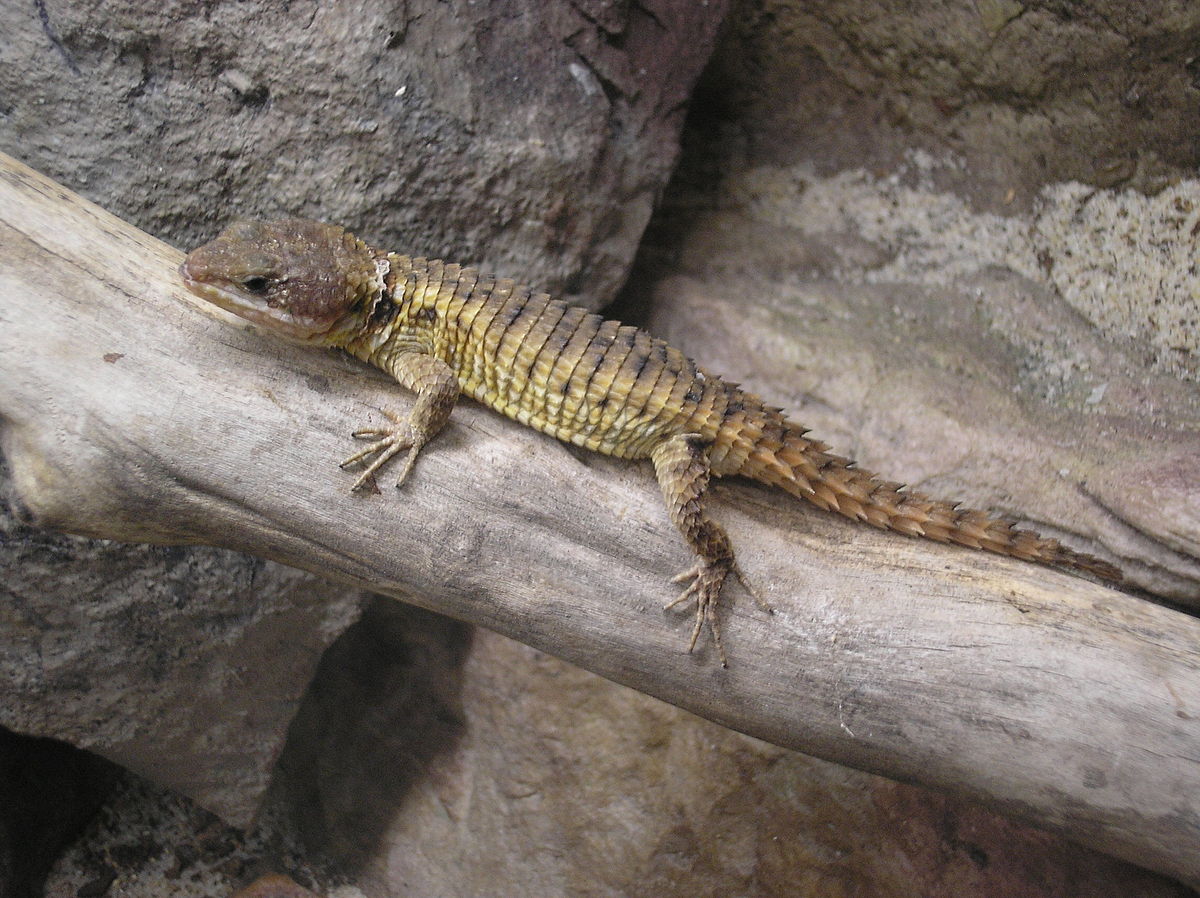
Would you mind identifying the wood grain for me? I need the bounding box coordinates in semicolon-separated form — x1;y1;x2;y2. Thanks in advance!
1;151;1198;885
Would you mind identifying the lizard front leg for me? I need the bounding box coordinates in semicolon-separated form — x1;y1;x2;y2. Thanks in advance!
341;350;460;490
650;433;769;666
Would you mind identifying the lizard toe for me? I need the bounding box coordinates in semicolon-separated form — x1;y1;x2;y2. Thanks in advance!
666;559;730;667
341;423;416;491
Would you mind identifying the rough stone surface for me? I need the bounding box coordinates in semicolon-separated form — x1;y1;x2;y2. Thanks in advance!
684;0;1200;380
41;769;361;898
0;0;725;307
0;457;366;827
710;159;1200;380
696;0;1200;211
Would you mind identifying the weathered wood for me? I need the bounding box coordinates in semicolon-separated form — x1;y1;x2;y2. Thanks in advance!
1;151;1198;884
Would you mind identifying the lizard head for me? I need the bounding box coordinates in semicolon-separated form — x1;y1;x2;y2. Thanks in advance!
180;218;384;345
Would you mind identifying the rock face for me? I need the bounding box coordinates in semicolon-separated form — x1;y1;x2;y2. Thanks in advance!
696;0;1200;210
0;0;726;308
637;0;1200;599
0;458;366;827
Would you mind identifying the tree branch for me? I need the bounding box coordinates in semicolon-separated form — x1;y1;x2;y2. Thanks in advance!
2;151;1198;884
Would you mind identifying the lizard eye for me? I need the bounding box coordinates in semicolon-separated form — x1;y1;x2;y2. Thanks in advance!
242;275;271;294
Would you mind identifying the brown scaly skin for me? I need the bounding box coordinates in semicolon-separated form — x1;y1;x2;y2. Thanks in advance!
181;219;1123;665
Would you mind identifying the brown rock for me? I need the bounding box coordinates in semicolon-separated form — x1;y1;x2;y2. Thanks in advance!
690;0;1200;210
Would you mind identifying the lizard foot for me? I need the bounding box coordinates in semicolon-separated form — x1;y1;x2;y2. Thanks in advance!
340;409;419;490
666;559;770;668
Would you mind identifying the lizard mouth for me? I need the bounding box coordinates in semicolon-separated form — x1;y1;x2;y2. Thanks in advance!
179;259;332;343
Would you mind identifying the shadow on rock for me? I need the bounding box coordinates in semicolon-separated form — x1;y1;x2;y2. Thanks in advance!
266;597;471;872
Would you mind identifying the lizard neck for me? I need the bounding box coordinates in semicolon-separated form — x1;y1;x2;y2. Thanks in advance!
343;253;430;371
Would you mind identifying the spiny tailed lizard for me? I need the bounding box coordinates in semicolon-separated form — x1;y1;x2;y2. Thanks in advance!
181;219;1122;665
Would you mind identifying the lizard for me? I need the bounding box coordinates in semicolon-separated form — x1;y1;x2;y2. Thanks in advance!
180;218;1123;665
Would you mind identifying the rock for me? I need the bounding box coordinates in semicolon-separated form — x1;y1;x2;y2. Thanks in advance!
0;0;727;309
0;455;366;826
691;0;1200;210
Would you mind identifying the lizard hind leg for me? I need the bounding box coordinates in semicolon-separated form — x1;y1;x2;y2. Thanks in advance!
650;433;770;667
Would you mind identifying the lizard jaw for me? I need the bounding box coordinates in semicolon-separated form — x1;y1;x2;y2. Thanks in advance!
179;259;342;344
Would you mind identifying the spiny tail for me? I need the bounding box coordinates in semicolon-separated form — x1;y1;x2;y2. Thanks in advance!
736;424;1122;582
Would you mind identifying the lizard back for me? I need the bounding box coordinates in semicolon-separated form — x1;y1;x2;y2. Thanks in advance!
364;256;1119;581
364;254;747;460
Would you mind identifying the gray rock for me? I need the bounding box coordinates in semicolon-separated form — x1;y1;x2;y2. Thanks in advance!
1;456;366;826
0;0;726;307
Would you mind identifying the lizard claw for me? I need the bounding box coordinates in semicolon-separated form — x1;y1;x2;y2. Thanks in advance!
340;410;419;490
733;562;773;615
666;559;771;667
666;560;731;667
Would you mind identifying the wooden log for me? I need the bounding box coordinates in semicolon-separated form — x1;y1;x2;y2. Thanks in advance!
1;151;1198;884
